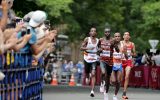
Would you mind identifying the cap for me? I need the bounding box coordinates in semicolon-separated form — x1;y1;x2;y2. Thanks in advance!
23;11;34;22
29;10;47;27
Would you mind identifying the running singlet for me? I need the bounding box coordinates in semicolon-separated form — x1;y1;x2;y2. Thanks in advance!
84;37;99;63
121;41;134;67
113;50;123;71
99;38;113;66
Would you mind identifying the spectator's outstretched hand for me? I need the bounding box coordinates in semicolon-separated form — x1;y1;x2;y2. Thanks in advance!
46;30;57;42
50;29;57;37
1;0;9;11
15;21;24;32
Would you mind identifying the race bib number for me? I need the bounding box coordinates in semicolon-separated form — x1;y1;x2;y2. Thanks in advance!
88;53;97;57
100;50;110;57
127;50;132;59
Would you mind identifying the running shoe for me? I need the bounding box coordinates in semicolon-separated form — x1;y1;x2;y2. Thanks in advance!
90;90;95;97
122;96;128;99
104;93;109;100
113;95;118;100
100;81;105;93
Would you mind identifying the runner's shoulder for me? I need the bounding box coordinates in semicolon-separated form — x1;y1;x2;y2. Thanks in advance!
84;37;89;42
99;37;104;41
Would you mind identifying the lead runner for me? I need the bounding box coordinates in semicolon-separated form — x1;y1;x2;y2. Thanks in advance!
121;32;136;100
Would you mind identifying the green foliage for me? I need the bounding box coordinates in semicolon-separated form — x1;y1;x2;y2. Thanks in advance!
13;0;42;17
69;0;124;39
141;1;160;33
12;0;160;52
36;0;73;18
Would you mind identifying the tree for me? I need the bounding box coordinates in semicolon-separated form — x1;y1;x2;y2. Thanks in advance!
67;0;124;42
36;0;73;18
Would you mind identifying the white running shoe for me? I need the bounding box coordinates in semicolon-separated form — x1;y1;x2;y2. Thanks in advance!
100;81;105;93
113;95;118;100
90;90;95;97
104;93;109;100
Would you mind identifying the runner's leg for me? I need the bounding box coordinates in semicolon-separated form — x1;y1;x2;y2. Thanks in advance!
90;62;97;97
100;61;106;93
123;66;131;99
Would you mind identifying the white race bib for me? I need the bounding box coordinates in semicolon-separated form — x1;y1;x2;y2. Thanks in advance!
84;53;98;62
127;50;132;59
100;50;110;57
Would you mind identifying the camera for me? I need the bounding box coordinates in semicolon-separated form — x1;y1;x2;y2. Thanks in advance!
21;27;30;37
6;18;22;29
15;18;22;23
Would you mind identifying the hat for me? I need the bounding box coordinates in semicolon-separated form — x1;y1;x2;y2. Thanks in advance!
23;11;34;22
29;10;47;27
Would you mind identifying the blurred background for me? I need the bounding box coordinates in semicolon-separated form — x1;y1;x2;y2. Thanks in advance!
13;0;160;60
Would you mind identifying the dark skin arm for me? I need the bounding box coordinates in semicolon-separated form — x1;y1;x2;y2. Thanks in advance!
80;37;89;51
97;38;103;53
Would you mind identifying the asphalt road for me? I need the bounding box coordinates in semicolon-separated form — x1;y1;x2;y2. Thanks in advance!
43;85;160;100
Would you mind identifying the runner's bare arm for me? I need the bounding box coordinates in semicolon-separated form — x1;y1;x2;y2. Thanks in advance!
97;38;103;52
132;42;136;57
80;37;88;51
110;38;116;49
120;41;128;59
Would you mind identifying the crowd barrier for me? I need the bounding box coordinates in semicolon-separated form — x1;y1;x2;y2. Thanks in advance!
128;66;160;89
83;65;160;90
0;51;44;100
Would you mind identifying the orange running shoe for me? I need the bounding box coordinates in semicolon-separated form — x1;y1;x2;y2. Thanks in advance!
122;96;128;99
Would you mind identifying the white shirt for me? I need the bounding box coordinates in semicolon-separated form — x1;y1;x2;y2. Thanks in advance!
152;54;160;66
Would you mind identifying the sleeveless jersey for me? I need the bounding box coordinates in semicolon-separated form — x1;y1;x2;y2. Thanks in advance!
121;41;134;60
99;38;113;66
84;37;99;63
113;49;123;68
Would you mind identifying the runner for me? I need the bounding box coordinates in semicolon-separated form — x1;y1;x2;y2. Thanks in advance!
80;27;99;97
111;32;124;100
98;28;114;100
121;32;136;99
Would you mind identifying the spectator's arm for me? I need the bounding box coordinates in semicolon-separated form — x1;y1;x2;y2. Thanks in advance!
31;36;50;55
35;37;46;45
141;55;146;64
33;48;46;60
31;30;56;55
3;22;23;43
0;0;9;31
12;34;31;51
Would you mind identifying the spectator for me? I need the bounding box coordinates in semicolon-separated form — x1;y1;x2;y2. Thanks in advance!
141;49;153;66
76;61;84;86
44;60;53;84
151;50;160;66
134;53;143;66
61;60;68;72
17;10;56;55
0;0;27;54
0;0;10;30
66;60;74;72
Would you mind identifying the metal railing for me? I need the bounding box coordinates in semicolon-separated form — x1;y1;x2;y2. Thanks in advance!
0;51;44;100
